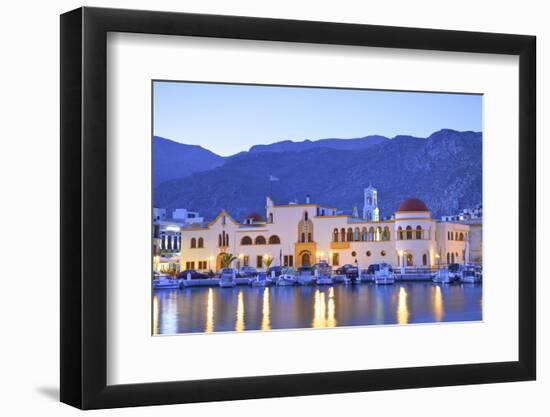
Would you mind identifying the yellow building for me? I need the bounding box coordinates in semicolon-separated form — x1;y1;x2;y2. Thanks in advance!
179;195;471;272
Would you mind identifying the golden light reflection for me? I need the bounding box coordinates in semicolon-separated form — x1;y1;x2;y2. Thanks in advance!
433;285;444;322
312;289;337;328
397;287;409;325
152;295;159;336
235;291;245;332
261;287;271;331
205;288;214;333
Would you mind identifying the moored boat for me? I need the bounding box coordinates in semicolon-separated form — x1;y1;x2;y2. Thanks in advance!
316;275;334;285
374;265;396;285
251;272;269;287
219;268;237;288
460;264;482;283
277;273;297;286
433;267;458;284
153;274;182;289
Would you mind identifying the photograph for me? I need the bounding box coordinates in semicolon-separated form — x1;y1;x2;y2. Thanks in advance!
151;81;483;335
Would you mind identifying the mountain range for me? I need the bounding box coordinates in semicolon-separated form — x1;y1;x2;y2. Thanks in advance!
153;129;482;221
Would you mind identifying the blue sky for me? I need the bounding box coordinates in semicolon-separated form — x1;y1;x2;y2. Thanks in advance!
153;81;482;157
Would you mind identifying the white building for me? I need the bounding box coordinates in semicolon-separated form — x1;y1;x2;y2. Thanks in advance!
178;194;472;272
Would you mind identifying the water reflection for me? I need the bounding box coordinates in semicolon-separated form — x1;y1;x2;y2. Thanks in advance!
312;289;337;328
397;287;409;325
235;291;245;332
152;282;482;335
261;288;271;331
205;288;214;333
433;285;444;322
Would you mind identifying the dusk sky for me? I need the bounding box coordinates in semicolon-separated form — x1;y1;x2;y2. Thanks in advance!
153;81;482;157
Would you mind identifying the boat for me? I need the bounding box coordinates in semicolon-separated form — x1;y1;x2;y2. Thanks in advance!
219;268;237;288
152;274;182;289
432;267;458;284
316;275;334;285
297;274;314;286
251;272;268;287
460;264;482;283
374;265;396;285
332;274;348;284
277;273;297;286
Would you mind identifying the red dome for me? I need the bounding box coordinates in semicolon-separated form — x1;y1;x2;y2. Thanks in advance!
397;198;429;212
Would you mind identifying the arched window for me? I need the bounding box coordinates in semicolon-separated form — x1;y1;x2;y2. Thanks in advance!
304;211;308;221
218;234;222;247
459;232;464;241
422;253;427;266
198;237;204;248
190;238;197;249
368;227;375;241
347;228;353;242
362;227;368;241
376;227;382;241
241;236;252;245
451;253;455;263
255;236;266;245
354;227;360;241
340;228;346;242
301;232;306;243
333;228;339;242
167;235;172;250
416;225;422;240
398;226;403;240
268;212;273;223
268;235;281;244
447;253;450;264
406;226;412;240
308;232;312;242
382;226;390;241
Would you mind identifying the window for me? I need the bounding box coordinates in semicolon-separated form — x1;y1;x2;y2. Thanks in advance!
333;228;339;242
268;235;281;244
351;251;357;257
459;232;464;241
368;227;375;241
340;228;346;242
185;261;195;269
422;254;427;266
381;250;386;256
256;255;263;268
308;232;312;242
354;228;360;241
362;227;368;241
284;255;294;267
243;256;249;266
332;253;339;266
376;227;382;241
241;236;252;245
304;211;308;221
406;226;412;240
382;226;390;241
398;226;403;240
198;237;204;248
198;261;207;270
347;228;353;241
268;213;273;223
255;236;266;245
447;253;450;264
190;238;197;248
416;226;422;240
366;250;371;257
301;232;306;243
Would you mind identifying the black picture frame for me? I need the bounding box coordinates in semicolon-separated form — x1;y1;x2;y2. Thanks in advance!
60;6;536;410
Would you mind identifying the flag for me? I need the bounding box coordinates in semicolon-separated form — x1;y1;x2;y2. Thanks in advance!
269;175;279;181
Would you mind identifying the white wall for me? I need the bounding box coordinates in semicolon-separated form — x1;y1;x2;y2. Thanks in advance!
0;0;545;416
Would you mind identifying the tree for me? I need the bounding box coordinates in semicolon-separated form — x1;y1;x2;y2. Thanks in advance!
220;253;237;268
263;255;274;269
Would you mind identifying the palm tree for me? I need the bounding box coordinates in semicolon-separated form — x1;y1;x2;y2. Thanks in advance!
263;255;274;270
220;253;237;269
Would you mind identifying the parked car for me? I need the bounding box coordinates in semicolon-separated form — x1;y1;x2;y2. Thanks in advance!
366;263;393;275
238;266;258;277
335;264;359;277
267;266;284;277
177;269;209;280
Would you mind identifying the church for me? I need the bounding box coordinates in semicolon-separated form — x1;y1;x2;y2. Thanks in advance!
178;187;471;272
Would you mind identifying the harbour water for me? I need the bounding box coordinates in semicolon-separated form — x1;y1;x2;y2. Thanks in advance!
153;283;482;335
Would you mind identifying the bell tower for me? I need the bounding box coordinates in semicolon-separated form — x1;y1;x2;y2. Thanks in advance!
363;185;380;221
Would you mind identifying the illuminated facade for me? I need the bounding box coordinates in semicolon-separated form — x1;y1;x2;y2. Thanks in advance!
178;195;473;272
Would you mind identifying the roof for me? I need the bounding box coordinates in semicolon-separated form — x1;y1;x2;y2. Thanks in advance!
396;198;429;212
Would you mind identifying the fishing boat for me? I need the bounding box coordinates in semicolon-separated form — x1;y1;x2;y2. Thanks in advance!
433;267;458;284
316;275;334;285
152;274;182;289
219;268;237;288
460;264;482;283
277;272;297;286
374;265;396;285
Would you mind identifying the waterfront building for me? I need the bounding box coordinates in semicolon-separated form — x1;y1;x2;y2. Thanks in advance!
178;190;472;272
